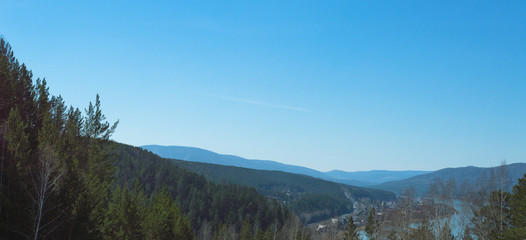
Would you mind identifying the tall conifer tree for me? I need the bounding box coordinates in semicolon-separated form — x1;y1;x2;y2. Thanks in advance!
344;216;359;240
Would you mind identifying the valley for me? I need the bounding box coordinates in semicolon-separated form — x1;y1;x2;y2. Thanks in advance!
2;2;526;237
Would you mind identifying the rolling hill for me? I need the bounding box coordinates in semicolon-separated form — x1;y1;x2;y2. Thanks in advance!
141;145;428;186
372;163;526;195
325;170;430;185
110;143;292;232
141;145;328;178
166;159;396;223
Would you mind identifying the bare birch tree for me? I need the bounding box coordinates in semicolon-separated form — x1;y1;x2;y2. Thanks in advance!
30;145;63;240
456;180;474;239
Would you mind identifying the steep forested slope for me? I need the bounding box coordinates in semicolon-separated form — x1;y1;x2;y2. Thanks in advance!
165;159;396;223
0;37;295;239
111;143;290;231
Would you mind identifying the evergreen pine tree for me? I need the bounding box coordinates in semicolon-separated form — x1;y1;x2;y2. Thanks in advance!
503;174;526;239
35;78;50;132
365;207;378;240
344;216;359;240
4;107;33;239
144;186;194;240
0;37;17;121
470;190;510;240
240;218;253;240
67;96;118;239
7;107;31;177
102;182;147;240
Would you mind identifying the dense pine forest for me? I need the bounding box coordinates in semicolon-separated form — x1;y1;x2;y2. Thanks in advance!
0;37;309;239
0;37;192;239
167;159;395;224
111;143;293;238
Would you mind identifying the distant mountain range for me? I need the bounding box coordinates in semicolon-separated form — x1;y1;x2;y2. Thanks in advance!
140;145;526;197
372;163;526;195
141;145;429;186
325;170;430;185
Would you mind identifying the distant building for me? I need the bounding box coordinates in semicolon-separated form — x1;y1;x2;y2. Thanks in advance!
316;224;327;231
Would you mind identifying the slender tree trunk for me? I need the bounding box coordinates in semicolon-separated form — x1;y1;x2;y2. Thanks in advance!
31;146;62;240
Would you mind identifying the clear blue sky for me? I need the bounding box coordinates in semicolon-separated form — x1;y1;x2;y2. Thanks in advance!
2;0;525;171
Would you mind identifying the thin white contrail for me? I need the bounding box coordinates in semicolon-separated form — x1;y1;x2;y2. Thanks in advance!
206;94;312;113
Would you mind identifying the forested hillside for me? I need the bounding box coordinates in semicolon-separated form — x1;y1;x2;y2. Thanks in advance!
167;159;395;223
0;37;308;239
143;145;428;187
0;37;195;239
110;143;291;235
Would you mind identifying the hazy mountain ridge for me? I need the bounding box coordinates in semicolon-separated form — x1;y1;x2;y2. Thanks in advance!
141;145;427;186
141;145;526;197
325;169;431;184
372;163;526;195
141;145;328;178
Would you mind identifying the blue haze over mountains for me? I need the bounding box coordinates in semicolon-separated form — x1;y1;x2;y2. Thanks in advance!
141;145;430;186
373;163;526;195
